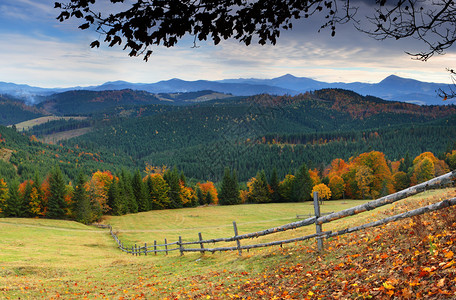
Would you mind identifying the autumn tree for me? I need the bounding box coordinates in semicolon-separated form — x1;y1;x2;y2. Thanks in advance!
328;175;344;200
411;157;435;185
146;174;171;209
393;171;410;192
355;165;375;199
247;171;271;203
0;179;8;217
196;181;218;205
446;150;456;170
86;170;114;218
312;183;331;203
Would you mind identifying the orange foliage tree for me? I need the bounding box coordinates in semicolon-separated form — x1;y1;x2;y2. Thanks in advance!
86;170;114;218
196;181;218;205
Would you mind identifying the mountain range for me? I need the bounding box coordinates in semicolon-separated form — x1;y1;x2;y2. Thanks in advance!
0;74;451;106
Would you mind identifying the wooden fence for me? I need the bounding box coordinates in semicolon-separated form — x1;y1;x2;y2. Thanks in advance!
96;170;456;256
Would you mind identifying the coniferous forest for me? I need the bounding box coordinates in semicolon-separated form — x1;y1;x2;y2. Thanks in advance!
1;88;456;223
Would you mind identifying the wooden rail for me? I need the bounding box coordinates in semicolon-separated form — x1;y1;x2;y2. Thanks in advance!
95;170;456;256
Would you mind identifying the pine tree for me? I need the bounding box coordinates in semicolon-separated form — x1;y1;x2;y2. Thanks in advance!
269;168;281;203
218;168;240;205
119;171;137;213
74;173;92;224
196;186;205;206
164;167;182;209
47;166;67;219
5;181;22;217
290;163;312;202
132;170;148;212
205;190;213;205
108;178;123;215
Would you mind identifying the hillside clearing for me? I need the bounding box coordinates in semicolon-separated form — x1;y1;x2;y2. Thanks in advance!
0;188;455;299
13;116;87;131
40;127;92;143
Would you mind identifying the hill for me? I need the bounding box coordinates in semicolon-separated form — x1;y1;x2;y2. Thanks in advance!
0;95;46;126
62;89;456;181
36;89;233;115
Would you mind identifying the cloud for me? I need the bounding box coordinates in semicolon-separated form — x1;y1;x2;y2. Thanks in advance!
0;0;455;87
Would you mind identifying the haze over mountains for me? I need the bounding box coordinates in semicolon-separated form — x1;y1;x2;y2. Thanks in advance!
0;74;450;106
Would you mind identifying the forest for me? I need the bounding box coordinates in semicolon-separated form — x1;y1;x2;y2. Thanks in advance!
1;88;456;223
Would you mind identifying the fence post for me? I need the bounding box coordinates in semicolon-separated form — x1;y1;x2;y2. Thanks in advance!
135;243;138;256
145;243;147;256
165;238;168;255
233;221;242;256
198;232;205;254
313;191;324;252
179;236;184;256
154;240;157;256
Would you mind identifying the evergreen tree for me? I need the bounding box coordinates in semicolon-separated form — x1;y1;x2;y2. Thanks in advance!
108;178;123;215
196;186;205;206
290;163;312;202
5;181;22;217
119;171;137;213
21;181;34;217
269;168;281;203
205;190;213;205
74;173;92;224
218;168;240;205
47;166;67;219
164;167;182;209
132;170;148;212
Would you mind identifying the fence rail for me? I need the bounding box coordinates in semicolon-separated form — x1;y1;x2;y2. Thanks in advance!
95;170;456;256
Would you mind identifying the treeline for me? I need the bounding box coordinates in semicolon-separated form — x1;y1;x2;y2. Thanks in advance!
1;149;455;224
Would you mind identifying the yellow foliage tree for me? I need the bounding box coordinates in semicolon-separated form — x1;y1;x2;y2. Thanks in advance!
311;184;331;201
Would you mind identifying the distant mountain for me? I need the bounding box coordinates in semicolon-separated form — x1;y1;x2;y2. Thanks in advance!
0;74;452;106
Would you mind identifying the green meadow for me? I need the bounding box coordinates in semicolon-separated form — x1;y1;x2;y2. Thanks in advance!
1;189;453;299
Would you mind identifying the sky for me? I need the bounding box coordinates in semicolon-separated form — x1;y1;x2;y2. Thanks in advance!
1;0;456;88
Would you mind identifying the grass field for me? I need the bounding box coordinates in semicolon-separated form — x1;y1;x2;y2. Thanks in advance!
1;188;454;299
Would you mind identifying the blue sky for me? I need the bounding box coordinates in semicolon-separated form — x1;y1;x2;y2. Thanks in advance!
1;0;456;88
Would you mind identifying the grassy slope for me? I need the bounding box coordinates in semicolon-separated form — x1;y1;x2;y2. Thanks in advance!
14;116;87;132
1;189;455;299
